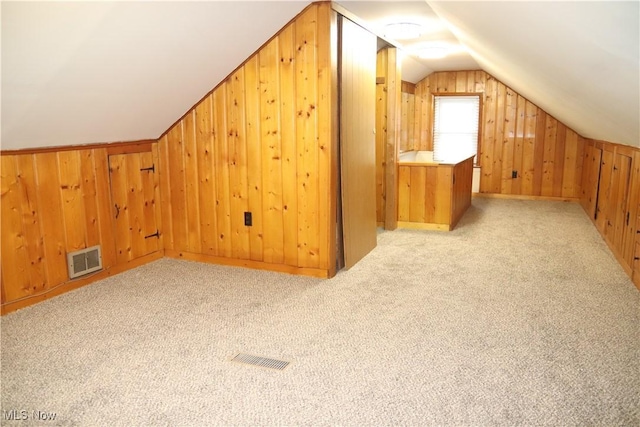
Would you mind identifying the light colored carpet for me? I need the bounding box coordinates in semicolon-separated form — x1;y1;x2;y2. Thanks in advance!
2;198;639;426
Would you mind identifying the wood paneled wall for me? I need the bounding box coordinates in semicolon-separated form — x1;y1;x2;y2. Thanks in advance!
1;143;162;313
402;70;585;199
158;3;336;277
375;48;401;229
397;156;473;231
580;139;640;287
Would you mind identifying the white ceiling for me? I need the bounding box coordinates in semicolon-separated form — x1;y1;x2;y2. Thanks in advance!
335;0;480;82
1;1;312;150
2;1;639;150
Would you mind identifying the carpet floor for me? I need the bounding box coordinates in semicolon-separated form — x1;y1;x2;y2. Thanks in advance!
1;198;639;426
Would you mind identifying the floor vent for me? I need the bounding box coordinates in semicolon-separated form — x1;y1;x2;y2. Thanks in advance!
231;353;290;371
67;245;103;279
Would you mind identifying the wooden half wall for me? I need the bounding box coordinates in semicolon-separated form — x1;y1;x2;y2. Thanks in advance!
401;70;585;199
157;2;336;278
580;139;640;288
0;142;163;313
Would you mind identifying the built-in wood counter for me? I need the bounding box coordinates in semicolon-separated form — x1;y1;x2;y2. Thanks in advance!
397;151;474;231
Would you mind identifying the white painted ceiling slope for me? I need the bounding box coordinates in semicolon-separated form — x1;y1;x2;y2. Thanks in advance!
1;1;313;150
1;1;639;151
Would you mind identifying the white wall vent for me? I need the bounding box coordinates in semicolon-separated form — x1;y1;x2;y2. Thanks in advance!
67;245;103;279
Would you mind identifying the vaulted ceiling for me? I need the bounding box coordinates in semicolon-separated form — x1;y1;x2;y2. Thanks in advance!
2;1;638;151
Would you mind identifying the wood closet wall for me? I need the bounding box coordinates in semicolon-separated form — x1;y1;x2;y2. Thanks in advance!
400;70;585;199
581;140;640;288
158;3;335;278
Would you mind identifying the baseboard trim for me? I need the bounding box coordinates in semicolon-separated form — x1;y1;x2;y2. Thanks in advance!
1;251;163;315
473;193;579;202
397;221;451;231
164;250;330;279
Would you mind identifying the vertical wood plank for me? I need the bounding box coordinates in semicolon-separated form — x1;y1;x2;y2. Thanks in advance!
58;151;87;251
397;166;411;221
521;101;538;195
244;57;264;261
480;76;497;192
409;167;426;222
183;110;202;254
35;153;69;285
109;154;132;263
424;166;437;223
79;150;101;247
140;151;159;255
157;135;174;251
434;167;452;224
259;38;285;264
227;69;251;260
195;95;218;256
375;49;388;223
541;115;558;196
316;3;337;272
384;47;401;231
296;6;320;268
491;81;506;193
553;122;566;197
93;148;117;268
280;24;299;266
213;86;232;258
1;156;32;300
511;94;526;195
125;153;146;260
562;129;579;198
15;155;47;294
532;108;547;195
501;86;517;194
166;122;189;251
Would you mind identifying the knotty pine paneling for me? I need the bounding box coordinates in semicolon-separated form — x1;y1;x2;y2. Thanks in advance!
158;3;335;276
1;142;163;312
581;140;640;280
375;48;401;230
404;70;585;199
375;49;388;224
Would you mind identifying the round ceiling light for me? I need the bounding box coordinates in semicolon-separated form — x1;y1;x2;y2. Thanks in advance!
383;22;424;40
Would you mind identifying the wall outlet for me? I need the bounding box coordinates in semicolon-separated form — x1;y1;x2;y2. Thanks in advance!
244;212;252;227
512;170;518;179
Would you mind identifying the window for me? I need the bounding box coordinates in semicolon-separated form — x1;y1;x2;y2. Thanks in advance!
433;95;481;164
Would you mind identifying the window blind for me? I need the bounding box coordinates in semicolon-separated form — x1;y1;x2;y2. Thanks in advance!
433;95;480;164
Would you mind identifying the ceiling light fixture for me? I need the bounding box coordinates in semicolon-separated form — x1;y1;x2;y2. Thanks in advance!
383;22;423;41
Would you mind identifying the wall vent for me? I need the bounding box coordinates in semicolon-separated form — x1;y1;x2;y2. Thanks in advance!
67;245;103;279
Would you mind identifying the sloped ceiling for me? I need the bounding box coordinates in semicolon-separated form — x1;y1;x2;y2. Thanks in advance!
427;0;639;148
1;1;312;150
2;1;639;151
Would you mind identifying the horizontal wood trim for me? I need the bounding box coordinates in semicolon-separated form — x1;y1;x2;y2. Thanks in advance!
397;221;451;231
401;81;416;94
472;193;580;203
1;251;163;315
106;142;153;155
164;250;329;278
1;139;157;156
